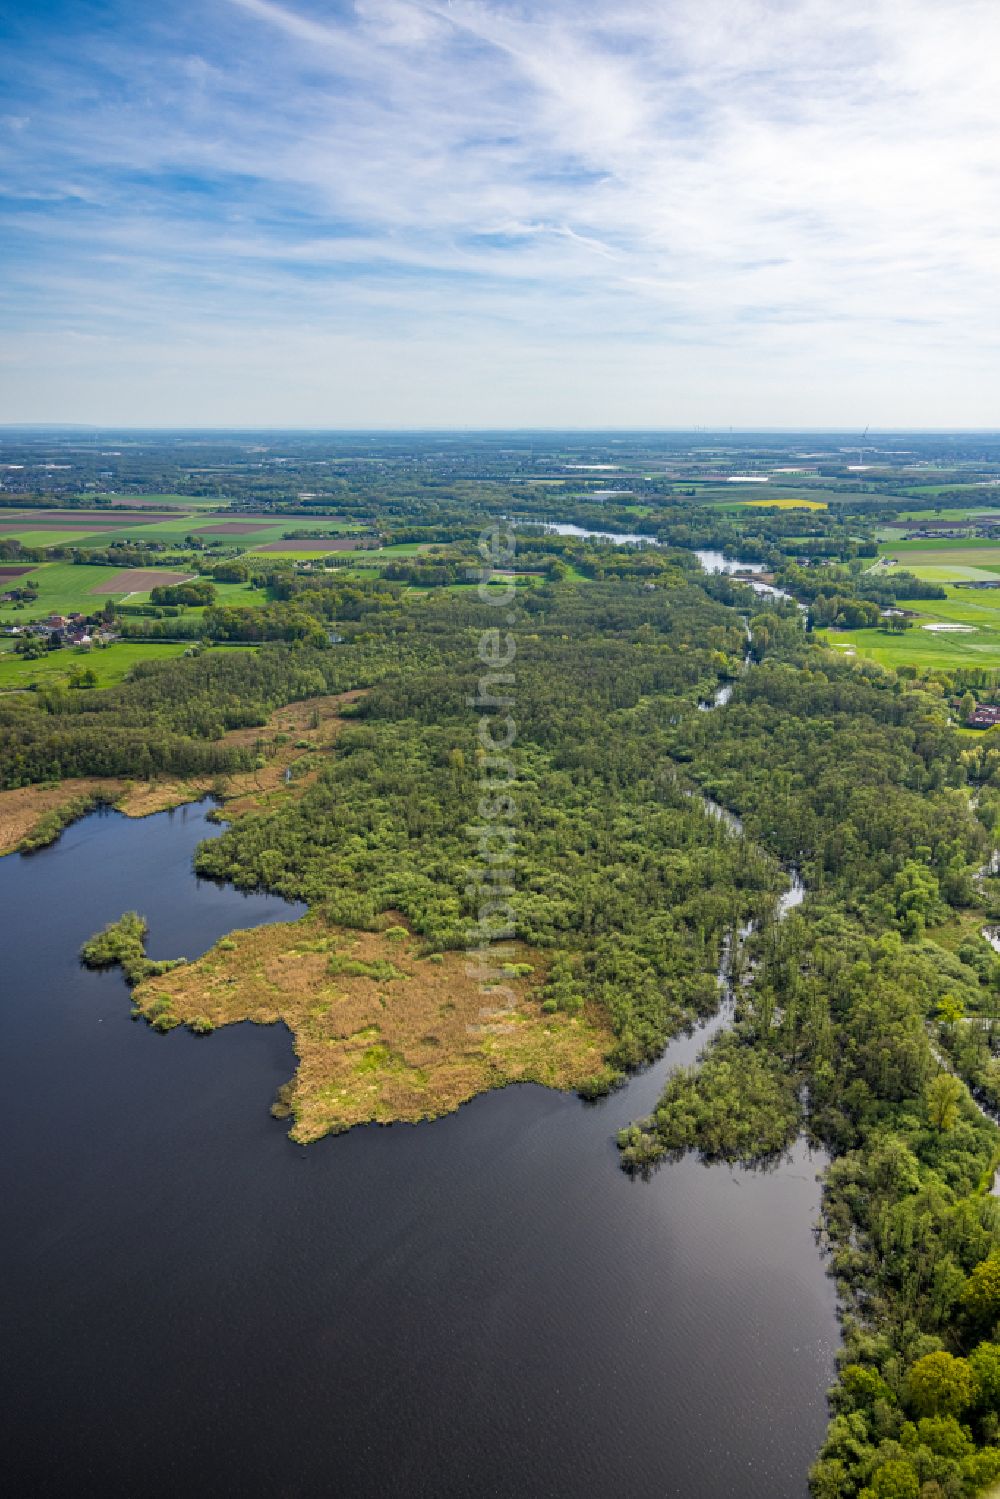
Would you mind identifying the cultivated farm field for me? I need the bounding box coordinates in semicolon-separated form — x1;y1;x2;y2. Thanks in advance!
878;537;1000;582
0;528;110;549
740;497;827;510
90;568;194;595
897;505;1000;521
0;562;138;620
820;585;1000;669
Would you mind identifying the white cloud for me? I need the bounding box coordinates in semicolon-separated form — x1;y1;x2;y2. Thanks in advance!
2;0;1000;422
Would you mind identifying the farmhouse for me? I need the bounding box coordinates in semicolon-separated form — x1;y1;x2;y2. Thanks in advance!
968;705;1000;729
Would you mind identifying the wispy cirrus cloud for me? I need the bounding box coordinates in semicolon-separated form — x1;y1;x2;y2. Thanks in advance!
2;0;999;423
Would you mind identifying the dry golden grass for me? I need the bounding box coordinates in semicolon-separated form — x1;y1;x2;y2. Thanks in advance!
210;691;362;817
0;691;360;854
134;913;615;1142
0;777;126;854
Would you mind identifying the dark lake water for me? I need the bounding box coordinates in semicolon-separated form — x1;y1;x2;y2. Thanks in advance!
0;804;839;1498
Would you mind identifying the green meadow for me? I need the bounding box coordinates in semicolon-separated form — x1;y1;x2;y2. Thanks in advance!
819;626;1000;670
201;579;272;608
1;561;279;620
244;548;367;562
66;515;277;546
0;562;135;621
888;536;1000;554
0;640;194;691
0;528;105;549
902;589;1000;628
3;513;366;551
892;564;1000;582
247;539;410;562
896;504;1000;520
123;577;277;610
819;585;1000;669
366;542;428;557
901;483;1000;498
877;536;1000;582
0;516;212;549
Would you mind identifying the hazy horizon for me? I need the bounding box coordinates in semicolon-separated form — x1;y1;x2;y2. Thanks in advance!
4;424;1000;437
3;1;999;427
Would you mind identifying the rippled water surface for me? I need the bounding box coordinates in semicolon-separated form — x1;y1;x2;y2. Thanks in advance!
0;804;838;1498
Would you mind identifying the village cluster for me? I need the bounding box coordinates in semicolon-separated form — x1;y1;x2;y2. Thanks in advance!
1;612;118;650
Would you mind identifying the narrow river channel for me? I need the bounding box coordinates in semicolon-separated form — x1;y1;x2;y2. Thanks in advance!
0;795;838;1499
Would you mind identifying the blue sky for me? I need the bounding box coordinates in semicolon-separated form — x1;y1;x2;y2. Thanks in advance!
2;0;999;426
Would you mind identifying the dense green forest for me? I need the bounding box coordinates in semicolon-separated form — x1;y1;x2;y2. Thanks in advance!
194;580;782;1075
47;551;1000;1494
619;644;1000;1496
0;644;378;786
10;436;1000;1495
